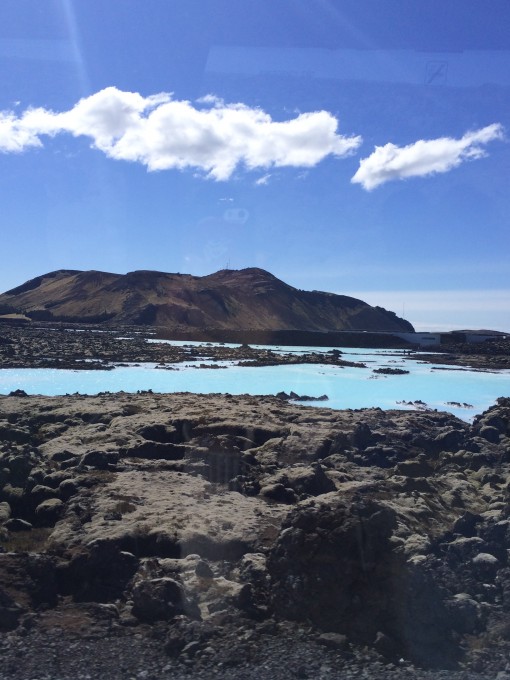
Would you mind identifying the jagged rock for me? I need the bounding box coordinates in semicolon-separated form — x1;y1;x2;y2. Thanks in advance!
479;426;501;443
0;426;31;445
195;560;214;579
239;553;269;588
131;577;199;622
0;552;58;630
434;428;464;452
350;423;379;449
446;536;488;561
0;391;509;672
268;495;461;667
59;540;139;602
80;450;119;469
445;593;482;634
261;464;335;500
452;511;483;537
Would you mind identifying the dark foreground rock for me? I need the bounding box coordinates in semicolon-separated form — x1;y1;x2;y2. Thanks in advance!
1;392;510;678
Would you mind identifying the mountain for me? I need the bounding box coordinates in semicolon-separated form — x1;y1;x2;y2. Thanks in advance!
0;267;414;332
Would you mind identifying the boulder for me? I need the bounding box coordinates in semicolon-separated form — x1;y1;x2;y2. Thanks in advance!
268;496;461;668
195;560;214;579
0;552;58;630
263;464;335;499
395;458;434;477
30;484;60;507
434;429;464;452
4;518;32;532
0;589;25;631
452;511;482;537
131;577;199;622
0;501;11;522
80;450;119;470
35;498;64;526
58;479;79;500
60;540;139;602
446;593;481;634
317;632;349;650
472;553;500;579
479;426;501;443
259;483;297;504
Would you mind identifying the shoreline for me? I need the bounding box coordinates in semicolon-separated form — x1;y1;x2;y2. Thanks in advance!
1;321;509;371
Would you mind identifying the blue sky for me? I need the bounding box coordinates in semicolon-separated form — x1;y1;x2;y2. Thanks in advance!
0;0;509;331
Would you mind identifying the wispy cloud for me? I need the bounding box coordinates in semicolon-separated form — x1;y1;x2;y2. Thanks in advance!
351;124;505;190
255;173;271;186
0;86;362;180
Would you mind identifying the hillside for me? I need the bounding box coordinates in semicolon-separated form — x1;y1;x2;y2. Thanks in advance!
0;267;414;333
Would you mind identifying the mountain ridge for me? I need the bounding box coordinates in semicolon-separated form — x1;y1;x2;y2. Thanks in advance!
0;267;414;333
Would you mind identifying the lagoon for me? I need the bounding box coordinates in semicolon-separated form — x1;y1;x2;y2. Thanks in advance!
1;346;509;421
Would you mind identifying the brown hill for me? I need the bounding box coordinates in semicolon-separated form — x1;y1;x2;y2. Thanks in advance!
0;267;414;332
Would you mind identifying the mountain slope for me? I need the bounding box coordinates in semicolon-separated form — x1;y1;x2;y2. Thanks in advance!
0;268;414;332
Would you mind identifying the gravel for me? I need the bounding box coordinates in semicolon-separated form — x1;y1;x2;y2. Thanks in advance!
0;620;505;680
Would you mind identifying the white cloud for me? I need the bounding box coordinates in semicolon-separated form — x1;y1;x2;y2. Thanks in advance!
195;94;224;107
255;173;271;186
351;124;505;190
0;86;362;180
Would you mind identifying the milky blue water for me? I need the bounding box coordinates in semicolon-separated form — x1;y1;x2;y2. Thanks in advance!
0;344;509;421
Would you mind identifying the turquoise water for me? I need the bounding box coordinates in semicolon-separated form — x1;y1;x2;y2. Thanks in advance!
0;347;509;421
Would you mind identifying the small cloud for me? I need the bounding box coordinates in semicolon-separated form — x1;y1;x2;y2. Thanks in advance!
0;86;362;180
255;173;271;186
196;93;225;107
351;124;505;190
219;197;234;202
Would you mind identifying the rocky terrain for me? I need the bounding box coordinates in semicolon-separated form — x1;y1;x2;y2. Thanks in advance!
0;322;369;372
418;337;510;371
1;391;509;679
0;267;413;333
1;321;509;373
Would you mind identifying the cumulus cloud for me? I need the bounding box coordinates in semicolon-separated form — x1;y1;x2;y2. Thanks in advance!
0;86;362;180
351;124;505;190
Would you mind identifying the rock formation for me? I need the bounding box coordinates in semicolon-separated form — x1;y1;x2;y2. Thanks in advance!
0;391;509;677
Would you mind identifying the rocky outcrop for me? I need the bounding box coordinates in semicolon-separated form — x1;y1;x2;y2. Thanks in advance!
0;392;509;675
